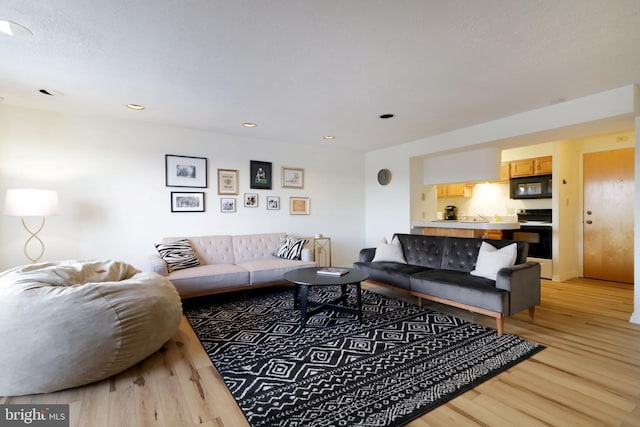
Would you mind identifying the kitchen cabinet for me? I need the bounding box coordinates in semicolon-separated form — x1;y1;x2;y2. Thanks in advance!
423;227;485;238
534;156;553;175
436;183;473;198
510;156;552;178
422;227;503;239
499;162;510;181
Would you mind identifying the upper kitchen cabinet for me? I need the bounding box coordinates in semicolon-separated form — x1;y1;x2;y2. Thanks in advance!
510;156;553;177
437;183;474;198
534;156;553;175
500;162;511;181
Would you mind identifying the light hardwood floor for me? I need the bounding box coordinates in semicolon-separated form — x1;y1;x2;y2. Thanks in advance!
2;278;639;426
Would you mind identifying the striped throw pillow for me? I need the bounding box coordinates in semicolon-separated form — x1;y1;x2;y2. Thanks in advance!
274;236;309;260
155;239;200;273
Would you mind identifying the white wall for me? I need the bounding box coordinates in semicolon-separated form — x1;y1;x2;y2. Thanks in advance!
423;147;501;184
0;105;366;270
553;139;580;281
366;85;638;245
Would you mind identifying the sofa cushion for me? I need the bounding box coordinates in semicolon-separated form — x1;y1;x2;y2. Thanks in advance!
372;237;406;263
237;258;316;285
410;269;509;315
154;239;200;273
353;262;432;291
233;233;288;263
167;264;250;298
164;235;235;265
439;237;484;273
395;234;445;269
273;235;310;260
470;242;517;281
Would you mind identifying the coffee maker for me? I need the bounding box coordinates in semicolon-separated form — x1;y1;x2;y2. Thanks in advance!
445;205;457;220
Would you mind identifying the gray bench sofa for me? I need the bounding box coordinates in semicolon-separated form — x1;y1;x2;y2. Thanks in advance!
353;233;541;335
150;232;316;298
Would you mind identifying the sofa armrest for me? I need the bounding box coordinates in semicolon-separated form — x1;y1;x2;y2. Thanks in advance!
359;248;376;262
495;262;541;315
149;254;169;276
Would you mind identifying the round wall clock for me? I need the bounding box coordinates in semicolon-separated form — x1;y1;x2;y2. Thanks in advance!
377;168;391;185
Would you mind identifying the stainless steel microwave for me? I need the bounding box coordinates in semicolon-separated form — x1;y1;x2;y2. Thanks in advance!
510;174;552;199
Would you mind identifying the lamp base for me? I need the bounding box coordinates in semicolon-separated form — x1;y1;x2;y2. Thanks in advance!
21;216;46;263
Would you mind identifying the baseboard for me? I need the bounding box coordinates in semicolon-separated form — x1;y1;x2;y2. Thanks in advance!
630;311;640;325
552;270;580;282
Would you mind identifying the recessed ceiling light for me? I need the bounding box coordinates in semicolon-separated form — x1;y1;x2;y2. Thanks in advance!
323;135;335;140
379;114;395;119
0;20;33;37
38;89;64;96
126;103;145;110
243;122;257;128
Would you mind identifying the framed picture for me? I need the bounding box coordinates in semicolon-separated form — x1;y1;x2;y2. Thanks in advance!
267;196;280;210
250;160;272;189
290;197;310;215
244;193;258;207
217;169;239;195
282;167;304;189
171;192;205;212
166;155;207;188
220;198;236;213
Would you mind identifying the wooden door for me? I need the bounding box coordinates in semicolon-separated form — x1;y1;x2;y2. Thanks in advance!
583;148;634;283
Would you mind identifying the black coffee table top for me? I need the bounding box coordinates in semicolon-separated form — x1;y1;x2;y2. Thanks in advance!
284;267;369;286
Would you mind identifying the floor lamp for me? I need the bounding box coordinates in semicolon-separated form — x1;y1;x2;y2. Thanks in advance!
4;189;60;263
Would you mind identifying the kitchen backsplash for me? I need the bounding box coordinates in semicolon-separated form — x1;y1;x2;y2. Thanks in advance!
435;182;552;220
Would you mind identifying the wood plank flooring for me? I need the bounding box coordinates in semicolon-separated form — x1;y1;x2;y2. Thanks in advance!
2;278;639;426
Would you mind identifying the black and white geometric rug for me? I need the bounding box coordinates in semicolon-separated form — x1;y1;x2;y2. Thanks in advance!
184;287;544;427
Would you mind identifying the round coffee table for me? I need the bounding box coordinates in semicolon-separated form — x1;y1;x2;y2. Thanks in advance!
284;267;369;328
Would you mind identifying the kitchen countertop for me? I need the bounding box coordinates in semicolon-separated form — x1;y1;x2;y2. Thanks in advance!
412;220;521;230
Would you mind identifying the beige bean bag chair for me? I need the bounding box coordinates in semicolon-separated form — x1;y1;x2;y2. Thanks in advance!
0;260;182;396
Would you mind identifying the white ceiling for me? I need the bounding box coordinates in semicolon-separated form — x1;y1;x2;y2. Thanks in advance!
1;1;640;152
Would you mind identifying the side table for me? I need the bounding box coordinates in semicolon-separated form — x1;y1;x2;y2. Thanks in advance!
313;237;331;267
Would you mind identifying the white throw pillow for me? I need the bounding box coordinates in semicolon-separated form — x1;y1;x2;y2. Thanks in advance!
470;242;517;281
372;237;407;264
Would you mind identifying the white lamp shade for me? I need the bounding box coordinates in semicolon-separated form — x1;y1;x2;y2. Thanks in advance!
4;189;60;216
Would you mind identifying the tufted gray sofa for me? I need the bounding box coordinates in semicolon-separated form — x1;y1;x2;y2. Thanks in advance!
353;233;540;335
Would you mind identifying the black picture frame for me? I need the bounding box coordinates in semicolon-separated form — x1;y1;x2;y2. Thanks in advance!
171;192;205;212
250;160;272;189
166;154;208;188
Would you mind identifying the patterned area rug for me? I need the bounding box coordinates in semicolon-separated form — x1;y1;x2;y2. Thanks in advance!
184;287;544;427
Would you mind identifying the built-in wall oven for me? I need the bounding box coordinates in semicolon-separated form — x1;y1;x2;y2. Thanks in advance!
507;209;553;279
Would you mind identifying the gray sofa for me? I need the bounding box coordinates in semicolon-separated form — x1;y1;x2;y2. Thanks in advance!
150;232;316;298
353;233;541;335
